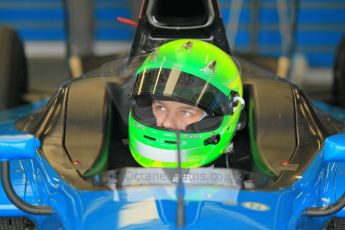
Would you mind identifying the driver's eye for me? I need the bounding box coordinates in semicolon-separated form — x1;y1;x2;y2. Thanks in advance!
155;105;166;112
181;110;192;117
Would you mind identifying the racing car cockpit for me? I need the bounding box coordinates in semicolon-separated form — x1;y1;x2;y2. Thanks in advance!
14;0;342;192
14;47;341;191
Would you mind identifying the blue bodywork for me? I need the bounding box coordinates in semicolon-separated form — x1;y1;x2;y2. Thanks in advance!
0;100;345;229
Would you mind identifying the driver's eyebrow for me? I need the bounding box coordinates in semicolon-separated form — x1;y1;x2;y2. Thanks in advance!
153;100;201;111
180;105;200;111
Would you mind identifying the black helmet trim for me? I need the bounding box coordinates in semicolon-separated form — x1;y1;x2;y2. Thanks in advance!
131;68;233;116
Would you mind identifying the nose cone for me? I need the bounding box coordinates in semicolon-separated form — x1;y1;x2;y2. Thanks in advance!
79;187;281;230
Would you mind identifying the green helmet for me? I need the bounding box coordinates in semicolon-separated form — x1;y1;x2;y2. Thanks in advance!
129;39;243;168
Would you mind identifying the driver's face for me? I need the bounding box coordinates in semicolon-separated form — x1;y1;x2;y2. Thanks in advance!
152;100;205;130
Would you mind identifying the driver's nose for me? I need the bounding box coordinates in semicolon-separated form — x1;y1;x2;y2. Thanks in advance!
160;114;178;130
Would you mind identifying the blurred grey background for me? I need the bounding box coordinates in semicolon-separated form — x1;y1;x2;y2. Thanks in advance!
0;0;345;102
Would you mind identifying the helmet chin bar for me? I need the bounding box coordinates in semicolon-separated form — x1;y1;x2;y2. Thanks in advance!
185;116;222;132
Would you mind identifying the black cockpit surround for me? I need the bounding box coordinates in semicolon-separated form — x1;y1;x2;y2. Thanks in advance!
238;58;332;189
15;78;116;189
245;78;297;177
63;78;112;178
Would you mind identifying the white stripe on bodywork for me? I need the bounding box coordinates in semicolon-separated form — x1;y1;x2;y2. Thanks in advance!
136;140;188;162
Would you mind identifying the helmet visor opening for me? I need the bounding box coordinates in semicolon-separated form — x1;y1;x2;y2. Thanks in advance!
132;94;224;132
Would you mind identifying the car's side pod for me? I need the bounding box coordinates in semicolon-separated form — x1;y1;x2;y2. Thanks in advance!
0;133;52;215
303;133;345;216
